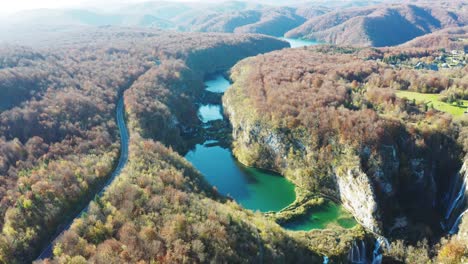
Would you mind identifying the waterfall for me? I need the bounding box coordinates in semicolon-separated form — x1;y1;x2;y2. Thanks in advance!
323;255;329;264
444;162;468;234
371;237;388;264
348;240;366;263
445;175;466;220
449;209;467;234
348;237;388;264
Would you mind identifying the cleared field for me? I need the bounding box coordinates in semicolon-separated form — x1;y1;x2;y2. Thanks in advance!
396;90;468;117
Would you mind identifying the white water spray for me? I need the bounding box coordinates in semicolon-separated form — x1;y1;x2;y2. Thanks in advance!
445;175;467;220
449;209;467;234
444;163;468;234
348;237;388;264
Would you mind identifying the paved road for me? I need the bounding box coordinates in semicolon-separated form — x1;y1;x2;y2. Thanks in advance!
36;95;129;260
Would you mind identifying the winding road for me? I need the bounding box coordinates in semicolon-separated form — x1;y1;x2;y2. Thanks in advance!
36;95;129;260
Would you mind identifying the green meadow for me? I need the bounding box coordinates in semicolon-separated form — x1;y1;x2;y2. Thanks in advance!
396;91;468;117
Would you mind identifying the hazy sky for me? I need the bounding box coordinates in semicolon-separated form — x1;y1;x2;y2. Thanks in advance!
0;0;200;14
0;0;377;14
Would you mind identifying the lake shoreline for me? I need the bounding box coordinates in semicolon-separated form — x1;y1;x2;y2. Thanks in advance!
185;73;358;231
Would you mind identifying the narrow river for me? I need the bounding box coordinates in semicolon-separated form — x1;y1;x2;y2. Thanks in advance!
37;95;129;260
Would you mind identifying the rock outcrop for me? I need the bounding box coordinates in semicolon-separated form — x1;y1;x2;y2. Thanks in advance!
223;100;384;233
336;167;382;234
223;47;463;238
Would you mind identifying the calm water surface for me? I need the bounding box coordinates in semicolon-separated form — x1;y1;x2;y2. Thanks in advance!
282;201;357;231
187;74;357;228
281;37;320;48
205;74;231;93
185;141;296;212
187;74;296;212
198;105;223;123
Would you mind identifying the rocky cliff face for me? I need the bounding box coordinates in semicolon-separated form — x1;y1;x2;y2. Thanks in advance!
224;97;463;238
223;64;462;238
336;167;382;234
223;101;384;233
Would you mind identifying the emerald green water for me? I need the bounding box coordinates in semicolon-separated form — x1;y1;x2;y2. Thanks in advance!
282;201;357;231
186;74;296;212
185;141;296;212
187;73;357;227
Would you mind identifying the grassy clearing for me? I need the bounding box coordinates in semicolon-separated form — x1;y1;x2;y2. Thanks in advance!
396;90;468;117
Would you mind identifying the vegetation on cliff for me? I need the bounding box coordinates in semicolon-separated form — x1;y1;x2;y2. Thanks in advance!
225;45;463;190
224;45;467;260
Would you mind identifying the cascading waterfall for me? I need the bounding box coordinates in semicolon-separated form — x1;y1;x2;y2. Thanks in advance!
450;209;467;234
348;237;389;264
371;237;389;264
445;174;466;220
443;162;468;234
348;240;366;264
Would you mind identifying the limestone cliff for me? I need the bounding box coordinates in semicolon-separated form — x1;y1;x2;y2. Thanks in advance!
336;168;382;234
222;47;468;247
223;95;384;233
223;53;462;237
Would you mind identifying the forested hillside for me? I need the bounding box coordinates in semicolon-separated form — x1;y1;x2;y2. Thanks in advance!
224;45;468;262
28;28;364;264
176;7;306;37
401;26;468;50
2;1;466;48
285;1;468;47
0;1;467;264
0;28;301;263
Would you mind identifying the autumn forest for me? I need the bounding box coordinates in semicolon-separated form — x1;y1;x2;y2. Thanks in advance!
0;0;467;263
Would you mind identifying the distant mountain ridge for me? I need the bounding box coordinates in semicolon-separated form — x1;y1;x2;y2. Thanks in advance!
1;0;467;48
177;7;306;37
285;2;468;47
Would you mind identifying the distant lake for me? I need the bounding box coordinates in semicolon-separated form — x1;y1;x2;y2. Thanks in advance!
205;74;231;93
198;104;223;123
281;38;320;48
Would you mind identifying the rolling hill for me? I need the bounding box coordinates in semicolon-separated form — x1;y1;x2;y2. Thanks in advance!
401;26;468;50
285;2;468;47
179;7;306;37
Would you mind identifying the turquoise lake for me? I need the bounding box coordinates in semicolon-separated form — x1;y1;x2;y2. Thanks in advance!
187;73;357;228
185;141;296;212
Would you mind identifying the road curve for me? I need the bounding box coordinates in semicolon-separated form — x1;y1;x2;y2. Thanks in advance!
36;94;129;260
